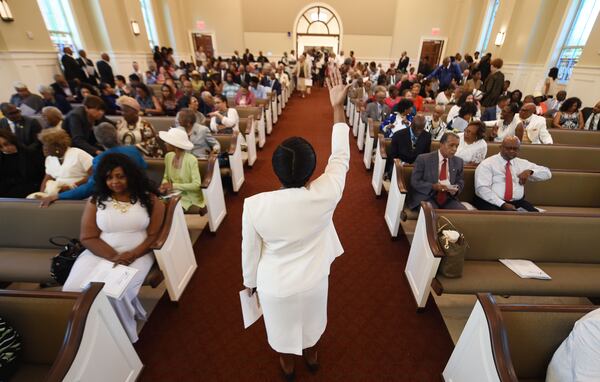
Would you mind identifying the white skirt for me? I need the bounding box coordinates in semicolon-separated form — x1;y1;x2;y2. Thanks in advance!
259;276;328;355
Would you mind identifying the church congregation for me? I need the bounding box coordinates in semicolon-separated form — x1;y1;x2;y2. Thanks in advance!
1;0;600;381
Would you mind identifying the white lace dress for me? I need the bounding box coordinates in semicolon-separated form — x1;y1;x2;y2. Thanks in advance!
62;199;155;343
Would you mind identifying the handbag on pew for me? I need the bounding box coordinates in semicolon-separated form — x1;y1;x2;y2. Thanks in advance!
436;216;469;278
49;236;86;285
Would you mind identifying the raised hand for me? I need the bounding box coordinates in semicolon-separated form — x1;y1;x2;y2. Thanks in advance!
326;63;350;108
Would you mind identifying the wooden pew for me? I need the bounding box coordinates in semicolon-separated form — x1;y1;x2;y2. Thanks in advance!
0;199;162;288
215;132;244;192
236;106;266;149
0;283;143;381
107;115;174;133
267;91;278;124
485;125;600;146
444;293;597;382
146;155;227;232
0;197;197;301
373;136;600;196
385;160;600;237
405;202;600;308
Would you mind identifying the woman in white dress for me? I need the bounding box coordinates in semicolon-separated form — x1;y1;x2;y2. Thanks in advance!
446;93;481;123
242;64;350;379
63;153;165;343
28;128;92;198
456;120;488;165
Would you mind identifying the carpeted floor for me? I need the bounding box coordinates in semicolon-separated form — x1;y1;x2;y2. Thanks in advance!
135;88;454;381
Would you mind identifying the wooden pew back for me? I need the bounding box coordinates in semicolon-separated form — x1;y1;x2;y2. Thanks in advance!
382;140;600;171
429;209;600;263
399;164;600;208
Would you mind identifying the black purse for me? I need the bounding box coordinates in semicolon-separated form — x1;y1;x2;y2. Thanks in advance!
49;236;86;285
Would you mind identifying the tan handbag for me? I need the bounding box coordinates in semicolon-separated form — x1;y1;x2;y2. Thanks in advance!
436;216;468;278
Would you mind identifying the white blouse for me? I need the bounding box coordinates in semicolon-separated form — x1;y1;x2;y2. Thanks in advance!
210;108;239;133
492;117;520;142
456;133;487;164
45;147;93;185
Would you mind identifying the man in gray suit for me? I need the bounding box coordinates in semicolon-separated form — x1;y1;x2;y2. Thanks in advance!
362;88;391;124
407;132;466;210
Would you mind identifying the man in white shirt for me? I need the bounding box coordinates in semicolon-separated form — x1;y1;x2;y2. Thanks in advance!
474;136;552;211
546;308;600;382
336;50;345;66
519;103;553;144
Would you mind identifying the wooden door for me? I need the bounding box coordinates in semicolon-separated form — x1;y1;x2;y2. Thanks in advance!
192;33;214;59
419;40;444;68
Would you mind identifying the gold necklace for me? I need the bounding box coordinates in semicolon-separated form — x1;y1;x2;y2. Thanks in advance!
112;198;132;213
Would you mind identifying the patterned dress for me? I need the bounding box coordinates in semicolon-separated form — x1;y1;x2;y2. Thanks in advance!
116;117;165;158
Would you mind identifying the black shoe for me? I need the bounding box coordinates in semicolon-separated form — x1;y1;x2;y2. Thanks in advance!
304;358;320;374
280;368;295;381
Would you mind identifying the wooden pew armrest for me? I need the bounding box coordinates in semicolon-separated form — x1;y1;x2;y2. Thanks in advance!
150;195;181;250
395;159;408;193
420;201;444;257
216;131;238;155
378;134;387;159
46;283;104;382
201;155;217;189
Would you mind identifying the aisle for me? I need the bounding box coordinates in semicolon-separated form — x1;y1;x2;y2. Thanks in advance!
135;88;453;381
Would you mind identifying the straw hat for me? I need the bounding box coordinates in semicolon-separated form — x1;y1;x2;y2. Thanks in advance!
159;128;193;150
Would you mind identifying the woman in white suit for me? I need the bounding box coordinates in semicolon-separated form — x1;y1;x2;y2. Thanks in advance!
242;64;350;380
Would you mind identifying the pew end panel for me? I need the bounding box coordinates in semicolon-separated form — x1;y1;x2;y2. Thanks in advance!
256;99;272;134
352;101;360;137
357;114;366;151
240;116;257;167
404;204;443;309
384;159;408;237
444;293;597;382
201;155;227;232
363;120;380;170
151;199;197;302
371;134;389;196
442;297;504;382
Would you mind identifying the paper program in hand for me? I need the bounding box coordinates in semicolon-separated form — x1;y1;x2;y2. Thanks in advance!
239;289;263;329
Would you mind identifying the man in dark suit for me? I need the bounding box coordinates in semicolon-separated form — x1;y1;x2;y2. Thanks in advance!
481;58;505;107
50;74;77;102
385;115;431;177
481;95;510;121
397;51;410;73
96;53;115;87
63;95;110;156
61;47;87;84
242;49;254;64
76;50;98;86
407;132;466;210
0;103;42;151
236;65;251;85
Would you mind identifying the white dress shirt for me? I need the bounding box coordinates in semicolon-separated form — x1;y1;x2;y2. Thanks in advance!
475;153;552;207
242;123;349;297
209;108;239;133
546;308;600;382
485;118;521;142
435;92;450;105
456;133;487;164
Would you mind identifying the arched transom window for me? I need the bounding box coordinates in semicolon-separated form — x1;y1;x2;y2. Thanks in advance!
296;6;340;35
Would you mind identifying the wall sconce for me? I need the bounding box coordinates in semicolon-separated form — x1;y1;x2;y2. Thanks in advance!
0;0;14;22
131;20;141;36
495;31;506;46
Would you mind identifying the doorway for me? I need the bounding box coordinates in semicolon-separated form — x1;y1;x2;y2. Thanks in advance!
191;33;215;61
294;5;342;56
418;39;445;73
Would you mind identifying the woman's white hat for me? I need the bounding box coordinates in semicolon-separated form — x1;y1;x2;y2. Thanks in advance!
159;128;193;151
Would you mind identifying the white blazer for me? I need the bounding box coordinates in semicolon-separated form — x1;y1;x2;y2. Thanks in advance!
242;123;350;298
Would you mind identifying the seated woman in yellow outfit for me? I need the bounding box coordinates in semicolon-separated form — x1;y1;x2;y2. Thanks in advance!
158;128;204;213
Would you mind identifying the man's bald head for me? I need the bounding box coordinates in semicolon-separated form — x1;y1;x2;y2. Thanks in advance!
519;103;536;120
500;136;521;161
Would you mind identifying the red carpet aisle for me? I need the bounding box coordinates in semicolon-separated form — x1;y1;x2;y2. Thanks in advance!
135;88;454;381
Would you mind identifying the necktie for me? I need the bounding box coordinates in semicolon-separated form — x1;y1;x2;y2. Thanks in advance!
504;161;513;201
436;158;448;206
